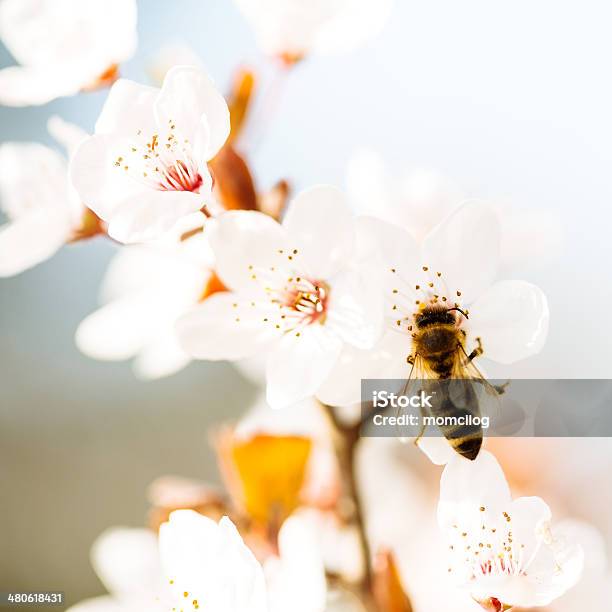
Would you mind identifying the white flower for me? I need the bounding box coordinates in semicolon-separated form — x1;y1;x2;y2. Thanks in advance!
317;200;549;411
0;116;87;277
176;185;384;409
148;44;204;87
0;0;137;106
66;527;166;612
550;519;612;612
75;214;214;380
160;511;267;612
438;451;583;610
346;149;464;242
69;66;230;244
233;0;393;61
159;510;326;612
346;148;564;269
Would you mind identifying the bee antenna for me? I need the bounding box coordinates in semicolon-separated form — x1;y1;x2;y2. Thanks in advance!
447;306;469;320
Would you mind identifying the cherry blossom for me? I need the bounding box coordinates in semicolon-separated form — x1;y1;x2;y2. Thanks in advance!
0;116;87;277
69;66;230;244
65;527;167;612
0;0;137;106
317;200;549;412
159;510;326;612
75;213;214;380
346;148;564;269
438;451;583;610
176;185;384;409
233;0;393;63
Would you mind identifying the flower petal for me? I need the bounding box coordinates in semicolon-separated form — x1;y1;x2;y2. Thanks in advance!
208;210;288;291
0;141;69;219
416;437;457;466
282;185;354;279
159;511;268;612
438;451;512;530
325;269;383;350
0;214;68;277
266;325;343;409
133;332;192;380
0;65;80;106
95;79;158;136
468;280;549;364
75;295;156;361
422;200;500;303
47;115;89;157
106;190;204;244
176;292;277;361
90;527;162;601
316;331;409;407
155;66;230;159
69;134;142;220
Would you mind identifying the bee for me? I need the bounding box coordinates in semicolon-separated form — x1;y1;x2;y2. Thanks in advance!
401;304;502;460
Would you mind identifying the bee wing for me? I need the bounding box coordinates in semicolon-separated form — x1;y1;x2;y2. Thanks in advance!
395;354;434;439
452;343;502;420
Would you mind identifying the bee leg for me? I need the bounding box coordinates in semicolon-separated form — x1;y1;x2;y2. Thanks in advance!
407;354;415;365
413;420;427;446
467;337;484;361
494;380;510;395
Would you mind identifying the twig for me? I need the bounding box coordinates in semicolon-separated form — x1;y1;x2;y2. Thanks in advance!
320;402;375;608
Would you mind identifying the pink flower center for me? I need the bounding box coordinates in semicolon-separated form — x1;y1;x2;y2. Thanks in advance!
113;121;208;194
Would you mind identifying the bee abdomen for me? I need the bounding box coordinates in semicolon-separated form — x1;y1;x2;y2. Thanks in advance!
448;428;482;460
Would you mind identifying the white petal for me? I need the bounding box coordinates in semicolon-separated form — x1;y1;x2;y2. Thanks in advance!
64;596;127;612
91;527;162;601
69;134;141;220
354;214;420;273
438;451;512;529
422;200;500;303
0;65;80;106
159;511;268;612
0;141;68;219
148;44;204;87
155;66;230;159
176;292;277;361
208;210;288;291
282;185;354;279
106;190;204;244
317;331;409;407
311;0;394;56
325;269;383;350
266;514;327;612
0;214;68;277
499;208;565;271
266;325;343;409
416;437;457;466
468;280;549;364
75;295;155;361
47;115;88;157
133;332;192;380
95;79;158;136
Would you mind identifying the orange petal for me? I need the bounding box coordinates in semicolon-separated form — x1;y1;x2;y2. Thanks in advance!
209;145;258;212
227;68;256;143
222;432;312;527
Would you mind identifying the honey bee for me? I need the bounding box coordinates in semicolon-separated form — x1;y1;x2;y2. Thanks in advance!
400;303;502;460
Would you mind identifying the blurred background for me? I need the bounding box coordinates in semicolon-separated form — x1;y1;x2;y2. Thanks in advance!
1;0;612;607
